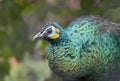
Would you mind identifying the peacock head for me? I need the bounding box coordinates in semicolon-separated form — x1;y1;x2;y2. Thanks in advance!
33;22;62;41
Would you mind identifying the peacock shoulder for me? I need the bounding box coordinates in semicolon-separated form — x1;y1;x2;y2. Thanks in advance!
65;15;120;44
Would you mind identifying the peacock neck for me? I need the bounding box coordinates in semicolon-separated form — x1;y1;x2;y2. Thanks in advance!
47;32;82;80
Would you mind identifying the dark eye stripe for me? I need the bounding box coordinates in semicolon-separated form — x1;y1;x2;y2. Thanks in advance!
47;28;52;33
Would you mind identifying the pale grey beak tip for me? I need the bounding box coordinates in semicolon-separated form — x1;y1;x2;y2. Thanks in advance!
32;35;38;41
32;36;36;41
32;32;42;41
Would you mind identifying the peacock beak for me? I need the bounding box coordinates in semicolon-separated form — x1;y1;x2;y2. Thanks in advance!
33;32;43;40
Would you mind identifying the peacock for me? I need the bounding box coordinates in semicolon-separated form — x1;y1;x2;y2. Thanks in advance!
33;15;120;81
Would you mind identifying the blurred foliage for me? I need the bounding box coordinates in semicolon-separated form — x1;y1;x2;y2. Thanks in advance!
0;0;120;81
4;54;52;81
0;0;33;80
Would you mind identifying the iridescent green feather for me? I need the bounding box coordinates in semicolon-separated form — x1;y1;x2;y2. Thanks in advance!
45;16;120;81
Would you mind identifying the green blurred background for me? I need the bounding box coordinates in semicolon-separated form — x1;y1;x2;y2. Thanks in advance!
0;0;120;81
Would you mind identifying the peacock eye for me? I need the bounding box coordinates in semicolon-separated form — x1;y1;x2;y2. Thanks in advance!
47;29;52;34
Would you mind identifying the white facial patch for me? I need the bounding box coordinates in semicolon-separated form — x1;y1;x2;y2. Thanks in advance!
40;26;55;37
48;26;56;37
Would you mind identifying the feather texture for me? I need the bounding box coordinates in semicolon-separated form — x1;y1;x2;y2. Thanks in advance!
33;15;120;81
